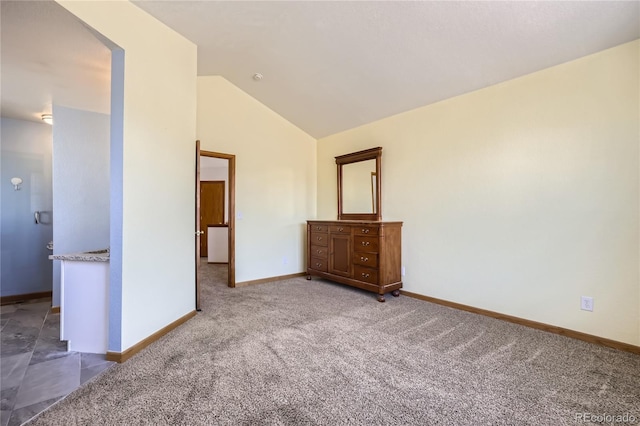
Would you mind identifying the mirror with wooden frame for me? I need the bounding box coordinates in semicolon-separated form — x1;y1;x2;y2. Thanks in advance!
336;147;382;221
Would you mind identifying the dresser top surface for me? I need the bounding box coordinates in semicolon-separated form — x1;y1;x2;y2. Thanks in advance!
308;220;403;225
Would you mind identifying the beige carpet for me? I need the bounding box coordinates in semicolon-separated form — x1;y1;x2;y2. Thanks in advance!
28;264;640;425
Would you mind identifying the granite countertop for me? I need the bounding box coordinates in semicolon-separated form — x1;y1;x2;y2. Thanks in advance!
50;248;110;262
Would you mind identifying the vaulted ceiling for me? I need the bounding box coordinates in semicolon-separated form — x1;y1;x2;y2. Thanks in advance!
2;1;638;138
0;1;111;123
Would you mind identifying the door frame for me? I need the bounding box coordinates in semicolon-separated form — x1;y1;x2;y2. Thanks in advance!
199;149;236;288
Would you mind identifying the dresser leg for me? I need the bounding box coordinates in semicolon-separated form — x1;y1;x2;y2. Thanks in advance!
392;290;400;297
306;275;312;280
377;294;386;303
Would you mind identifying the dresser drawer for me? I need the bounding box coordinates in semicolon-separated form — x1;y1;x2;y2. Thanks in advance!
354;226;379;236
310;232;328;247
310;245;328;259
309;257;328;272
354;265;378;285
309;224;328;233
354;236;379;252
329;225;351;234
353;252;378;268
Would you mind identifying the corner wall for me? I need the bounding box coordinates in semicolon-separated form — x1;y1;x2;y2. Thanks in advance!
197;76;316;283
57;0;197;352
317;40;640;345
51;105;110;307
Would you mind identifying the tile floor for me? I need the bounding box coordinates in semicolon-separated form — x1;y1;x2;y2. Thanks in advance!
1;300;114;426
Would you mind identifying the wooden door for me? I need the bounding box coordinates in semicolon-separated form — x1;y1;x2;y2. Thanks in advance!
329;233;351;277
200;181;225;257
195;140;201;311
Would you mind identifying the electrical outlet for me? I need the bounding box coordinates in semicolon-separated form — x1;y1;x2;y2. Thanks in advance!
581;296;593;312
282;256;288;265
401;266;406;276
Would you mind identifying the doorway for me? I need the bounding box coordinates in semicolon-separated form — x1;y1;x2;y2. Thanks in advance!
197;147;236;293
200;181;225;257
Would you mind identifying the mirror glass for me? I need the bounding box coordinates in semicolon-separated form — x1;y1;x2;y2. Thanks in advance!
342;159;376;214
336;147;382;221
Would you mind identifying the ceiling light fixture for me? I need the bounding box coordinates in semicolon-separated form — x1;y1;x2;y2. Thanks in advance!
41;114;53;125
252;73;263;81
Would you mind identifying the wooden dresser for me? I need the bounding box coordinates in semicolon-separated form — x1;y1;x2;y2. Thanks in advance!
307;220;402;302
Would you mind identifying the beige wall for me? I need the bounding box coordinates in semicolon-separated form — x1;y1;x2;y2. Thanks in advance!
58;1;197;351
318;41;639;345
197;76;316;283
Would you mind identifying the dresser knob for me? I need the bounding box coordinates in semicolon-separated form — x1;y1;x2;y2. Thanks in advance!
317;237;322;241
361;273;370;278
316;263;322;267
361;241;370;246
338;227;343;232
362;229;369;233
318;250;322;255
360;257;368;262
316;226;322;231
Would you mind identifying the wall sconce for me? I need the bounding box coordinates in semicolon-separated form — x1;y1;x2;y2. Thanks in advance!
41;114;53;125
11;177;23;191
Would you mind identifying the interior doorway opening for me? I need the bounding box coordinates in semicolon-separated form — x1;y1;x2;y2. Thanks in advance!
196;144;236;307
200;180;225;258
